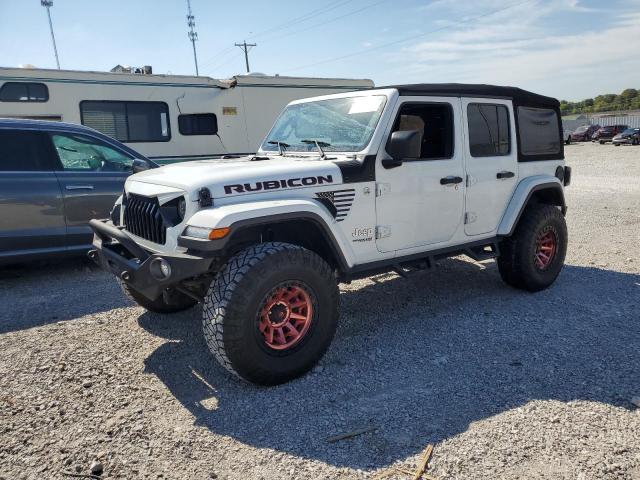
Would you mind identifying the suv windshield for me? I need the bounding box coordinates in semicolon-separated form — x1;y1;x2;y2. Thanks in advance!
261;95;386;153
622;128;638;135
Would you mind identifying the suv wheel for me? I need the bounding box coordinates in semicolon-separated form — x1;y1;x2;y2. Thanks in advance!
118;279;197;313
202;242;339;385
497;204;567;292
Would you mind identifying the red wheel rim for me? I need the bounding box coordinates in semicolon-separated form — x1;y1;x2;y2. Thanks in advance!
534;229;557;270
258;283;314;351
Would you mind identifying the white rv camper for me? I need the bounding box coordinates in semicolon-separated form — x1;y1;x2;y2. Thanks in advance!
0;67;373;163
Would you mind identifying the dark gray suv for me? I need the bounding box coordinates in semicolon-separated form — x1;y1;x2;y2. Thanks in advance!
0;118;155;265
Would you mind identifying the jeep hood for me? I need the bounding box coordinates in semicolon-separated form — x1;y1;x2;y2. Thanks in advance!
127;156;343;199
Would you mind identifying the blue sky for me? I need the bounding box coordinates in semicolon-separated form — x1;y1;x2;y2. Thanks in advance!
1;0;639;101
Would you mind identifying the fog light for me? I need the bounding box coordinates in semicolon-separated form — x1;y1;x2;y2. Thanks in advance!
150;257;172;280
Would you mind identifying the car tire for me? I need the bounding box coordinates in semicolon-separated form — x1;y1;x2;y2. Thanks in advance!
118;278;197;313
202;242;339;385
497;204;567;292
599;140;605;145
633;138;639;146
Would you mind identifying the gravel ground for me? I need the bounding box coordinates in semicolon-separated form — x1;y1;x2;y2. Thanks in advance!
1;142;639;480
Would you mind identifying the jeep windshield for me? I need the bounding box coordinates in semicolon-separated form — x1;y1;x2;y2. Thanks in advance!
261;95;386;154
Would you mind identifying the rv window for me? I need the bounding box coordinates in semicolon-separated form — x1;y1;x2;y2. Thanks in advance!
80;101;170;143
0;130;52;171
178;114;218;135
0;82;49;102
517;107;561;156
467;103;510;157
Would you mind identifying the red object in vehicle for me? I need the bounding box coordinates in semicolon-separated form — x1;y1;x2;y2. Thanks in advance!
570;124;599;142
258;283;314;350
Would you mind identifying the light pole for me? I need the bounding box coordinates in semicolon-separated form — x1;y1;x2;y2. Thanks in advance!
41;0;61;69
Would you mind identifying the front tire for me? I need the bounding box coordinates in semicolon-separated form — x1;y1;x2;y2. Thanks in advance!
498;204;567;292
118;279;197;313
202;242;339;385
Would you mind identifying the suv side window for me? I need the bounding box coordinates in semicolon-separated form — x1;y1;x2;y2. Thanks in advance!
467;103;511;157
389;103;454;160
51;133;134;172
0;130;52;171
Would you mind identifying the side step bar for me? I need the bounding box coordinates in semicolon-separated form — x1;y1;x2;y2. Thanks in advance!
391;241;500;278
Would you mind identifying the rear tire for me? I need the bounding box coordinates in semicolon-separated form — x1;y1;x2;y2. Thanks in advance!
498;204;567;292
202;242;339;385
118;279;197;313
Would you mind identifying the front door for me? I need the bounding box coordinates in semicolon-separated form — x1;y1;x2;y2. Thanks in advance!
375;97;465;253
462;99;518;236
0;129;66;259
48;131;133;247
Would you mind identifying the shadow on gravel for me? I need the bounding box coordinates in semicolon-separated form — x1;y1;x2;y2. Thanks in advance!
0;257;125;334
139;260;639;470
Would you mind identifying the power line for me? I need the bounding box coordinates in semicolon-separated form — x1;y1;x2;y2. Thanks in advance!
40;0;60;69
259;0;389;46
282;0;535;74
198;0;355;72
235;41;257;73
186;0;199;76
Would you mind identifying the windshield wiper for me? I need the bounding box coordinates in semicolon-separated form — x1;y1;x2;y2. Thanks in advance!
301;139;331;159
267;140;290;156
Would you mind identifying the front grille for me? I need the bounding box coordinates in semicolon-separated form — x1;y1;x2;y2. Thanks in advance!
123;194;166;244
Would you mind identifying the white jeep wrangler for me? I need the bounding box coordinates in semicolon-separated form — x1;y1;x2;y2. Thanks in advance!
89;84;571;385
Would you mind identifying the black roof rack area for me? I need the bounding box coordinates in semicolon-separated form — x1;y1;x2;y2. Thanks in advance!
381;83;559;108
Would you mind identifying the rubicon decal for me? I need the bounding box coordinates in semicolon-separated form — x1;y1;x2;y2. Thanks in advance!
224;175;334;194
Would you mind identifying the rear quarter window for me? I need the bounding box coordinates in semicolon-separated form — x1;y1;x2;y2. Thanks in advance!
517;107;561;156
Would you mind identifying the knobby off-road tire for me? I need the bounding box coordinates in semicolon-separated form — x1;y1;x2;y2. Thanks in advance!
498;204;568;292
202;242;339;385
117;278;197;314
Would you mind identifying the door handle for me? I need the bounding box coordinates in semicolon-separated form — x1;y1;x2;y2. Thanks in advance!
496;171;515;179
65;185;95;190
440;176;463;185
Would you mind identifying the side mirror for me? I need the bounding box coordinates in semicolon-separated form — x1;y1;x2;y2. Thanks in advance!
383;130;421;168
132;158;151;174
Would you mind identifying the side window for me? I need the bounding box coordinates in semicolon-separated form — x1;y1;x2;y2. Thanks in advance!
0;130;51;171
467;103;510;157
178;113;218;135
51;133;133;172
0;82;49;102
389;103;454;160
517;107;560;156
80;101;170;142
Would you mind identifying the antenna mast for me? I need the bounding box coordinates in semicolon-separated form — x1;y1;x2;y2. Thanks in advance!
186;0;199;76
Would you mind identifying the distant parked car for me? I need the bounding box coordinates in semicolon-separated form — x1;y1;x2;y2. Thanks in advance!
0;118;156;265
593;125;629;144
570;124;600;142
612;127;640;146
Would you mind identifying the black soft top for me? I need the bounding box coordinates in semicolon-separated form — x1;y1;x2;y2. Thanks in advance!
383;83;559;109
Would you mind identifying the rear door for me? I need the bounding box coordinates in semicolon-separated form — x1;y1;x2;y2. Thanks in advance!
0;129;66;259
462;99;518;236
49;131;134;247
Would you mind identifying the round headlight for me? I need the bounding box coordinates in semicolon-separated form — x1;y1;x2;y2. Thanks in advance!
177;197;187;220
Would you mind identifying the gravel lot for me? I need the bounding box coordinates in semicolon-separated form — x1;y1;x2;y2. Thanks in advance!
1;142;639;480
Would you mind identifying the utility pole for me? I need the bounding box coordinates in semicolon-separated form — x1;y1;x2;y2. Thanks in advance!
186;0;199;76
235;41;257;73
41;0;60;69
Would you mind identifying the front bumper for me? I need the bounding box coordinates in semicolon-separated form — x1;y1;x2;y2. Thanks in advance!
612;137;632;144
88;219;213;301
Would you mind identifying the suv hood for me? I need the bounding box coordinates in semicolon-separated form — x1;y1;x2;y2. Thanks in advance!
128;155;343;199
